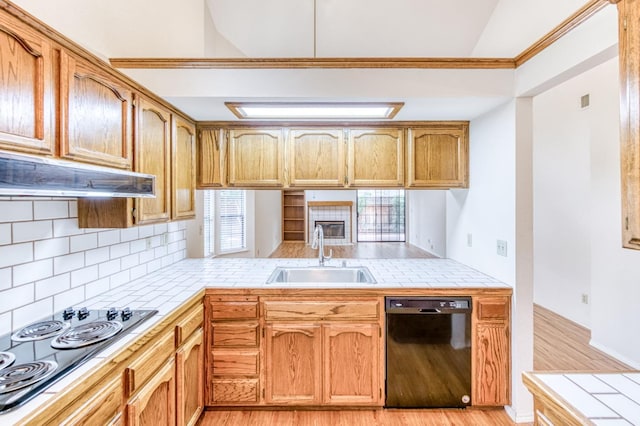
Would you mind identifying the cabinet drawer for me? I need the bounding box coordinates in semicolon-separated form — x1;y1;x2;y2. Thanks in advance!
176;303;204;345
55;376;123;425
211;379;259;404
124;329;174;396
210;301;259;320
212;350;259;375
212;322;259;347
263;299;379;321
477;298;509;320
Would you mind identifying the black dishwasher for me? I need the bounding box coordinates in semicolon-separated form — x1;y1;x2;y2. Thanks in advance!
385;296;472;408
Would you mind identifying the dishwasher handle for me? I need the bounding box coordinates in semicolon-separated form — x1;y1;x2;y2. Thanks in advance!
385;297;472;314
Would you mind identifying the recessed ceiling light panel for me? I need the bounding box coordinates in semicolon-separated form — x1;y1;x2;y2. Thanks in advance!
225;102;404;120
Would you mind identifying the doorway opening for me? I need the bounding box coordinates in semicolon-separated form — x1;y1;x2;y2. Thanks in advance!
356;190;406;242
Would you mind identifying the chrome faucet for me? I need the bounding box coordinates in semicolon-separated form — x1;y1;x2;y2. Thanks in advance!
311;224;332;266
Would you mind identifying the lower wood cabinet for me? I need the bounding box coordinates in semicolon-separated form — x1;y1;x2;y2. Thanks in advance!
176;329;204;426
126;358;176;426
55;376;123;426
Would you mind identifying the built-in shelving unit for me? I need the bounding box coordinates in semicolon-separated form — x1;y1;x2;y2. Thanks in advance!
282;190;305;241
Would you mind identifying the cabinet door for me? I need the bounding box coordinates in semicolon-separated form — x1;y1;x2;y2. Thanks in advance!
176;329;204;426
472;297;511;406
288;129;345;187
265;324;322;405
323;324;381;405
406;126;468;188
198;128;226;187
60;50;132;169
0;15;55;155
172;117;196;220
127;358;176;426
228;129;284;186
348;128;404;187
618;0;640;249
134;96;171;224
56;376;123;426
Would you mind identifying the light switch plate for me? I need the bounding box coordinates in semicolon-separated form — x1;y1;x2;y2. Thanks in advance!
497;240;507;257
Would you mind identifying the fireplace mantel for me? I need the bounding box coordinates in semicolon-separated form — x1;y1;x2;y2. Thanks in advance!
307;201;353;207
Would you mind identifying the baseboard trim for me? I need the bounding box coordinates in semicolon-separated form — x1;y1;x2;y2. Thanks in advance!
589;339;640;370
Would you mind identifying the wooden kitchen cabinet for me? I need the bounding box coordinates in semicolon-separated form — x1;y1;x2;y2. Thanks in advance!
265;324;323;405
134;96;171;224
172;117;196;220
60;50;133;169
198;128;226;188
406;124;469;188
51;376;123;426
227;128;284;187
347;128;404;187
287;128;346;187
323;323;380;405
176;328;204;426
205;296;261;405
472;296;511;406
282;190;305;241
617;0;640;249
0;14;56;156
126;358;176;426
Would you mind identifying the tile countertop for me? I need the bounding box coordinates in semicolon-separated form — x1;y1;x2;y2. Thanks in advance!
2;257;508;424
523;371;640;425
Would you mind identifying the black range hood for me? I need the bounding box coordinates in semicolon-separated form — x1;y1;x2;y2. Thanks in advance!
0;151;155;198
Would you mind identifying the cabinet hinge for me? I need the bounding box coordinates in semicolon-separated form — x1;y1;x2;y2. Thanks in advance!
262;388;265;398
626;216;629;230
379;328;382;337
262;327;265;338
131;207;136;219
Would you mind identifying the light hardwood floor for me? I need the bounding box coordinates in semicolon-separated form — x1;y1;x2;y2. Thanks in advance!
269;241;438;259
202;248;630;425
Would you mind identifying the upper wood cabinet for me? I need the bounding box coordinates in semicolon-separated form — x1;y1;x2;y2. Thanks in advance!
60;50;133;169
347;128;404;187
406;125;469;188
617;0;640;249
134;96;171;224
287;129;346;187
227;128;284;187
172;117;196;220
0;15;56;156
198;128;226;188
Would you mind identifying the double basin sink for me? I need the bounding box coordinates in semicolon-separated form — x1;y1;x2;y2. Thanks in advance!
266;266;376;284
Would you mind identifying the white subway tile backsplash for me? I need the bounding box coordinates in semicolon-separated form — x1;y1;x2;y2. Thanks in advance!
99;259;120;278
0;201;32;223
110;270;130;288
0;268;11;291
13;259;53;286
35;237;70;260
53;252;85;275
138;225;154;238
70;234;98;253
139;249;155;264
34;201;69;220
13;299;53;328
130;239;146;254
85;277;110;299
0;223;10;245
130;264;147;280
71;265;99;287
154;223;168;235
68;200;77;218
120;253;139;270
0;284;34;313
110;242;130;259
0;311;11;335
98;230;120;247
12;220;53;243
85;247;110;266
0;242;33;269
35;273;70;299
120;227;139;242
53;286;84;312
53;218;84;237
154;246;168;259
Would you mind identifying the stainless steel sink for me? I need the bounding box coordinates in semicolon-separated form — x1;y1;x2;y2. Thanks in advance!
266;266;376;284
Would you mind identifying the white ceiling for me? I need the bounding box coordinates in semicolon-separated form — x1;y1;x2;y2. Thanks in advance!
12;0;600;121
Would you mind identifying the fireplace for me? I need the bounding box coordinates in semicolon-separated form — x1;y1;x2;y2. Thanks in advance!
315;221;345;239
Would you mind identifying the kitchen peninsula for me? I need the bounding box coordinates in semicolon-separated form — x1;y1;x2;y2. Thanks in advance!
1;257;512;425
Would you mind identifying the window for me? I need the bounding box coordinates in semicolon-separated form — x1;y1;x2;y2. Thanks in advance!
357;189;406;242
204;190;247;255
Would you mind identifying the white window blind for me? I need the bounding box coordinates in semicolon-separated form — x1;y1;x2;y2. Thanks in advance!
203;191;215;256
218;190;246;253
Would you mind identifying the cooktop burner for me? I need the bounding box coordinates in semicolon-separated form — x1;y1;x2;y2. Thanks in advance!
51;320;123;349
0;361;57;394
0;352;15;371
11;320;70;342
0;307;157;414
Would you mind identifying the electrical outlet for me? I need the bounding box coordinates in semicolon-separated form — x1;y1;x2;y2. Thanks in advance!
467;233;472;247
581;294;589;304
496;240;507;257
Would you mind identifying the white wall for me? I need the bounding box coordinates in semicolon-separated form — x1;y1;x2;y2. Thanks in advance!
254;190;282;258
305;190;357;243
406;190;446;257
533;57;640;368
0;197;188;336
